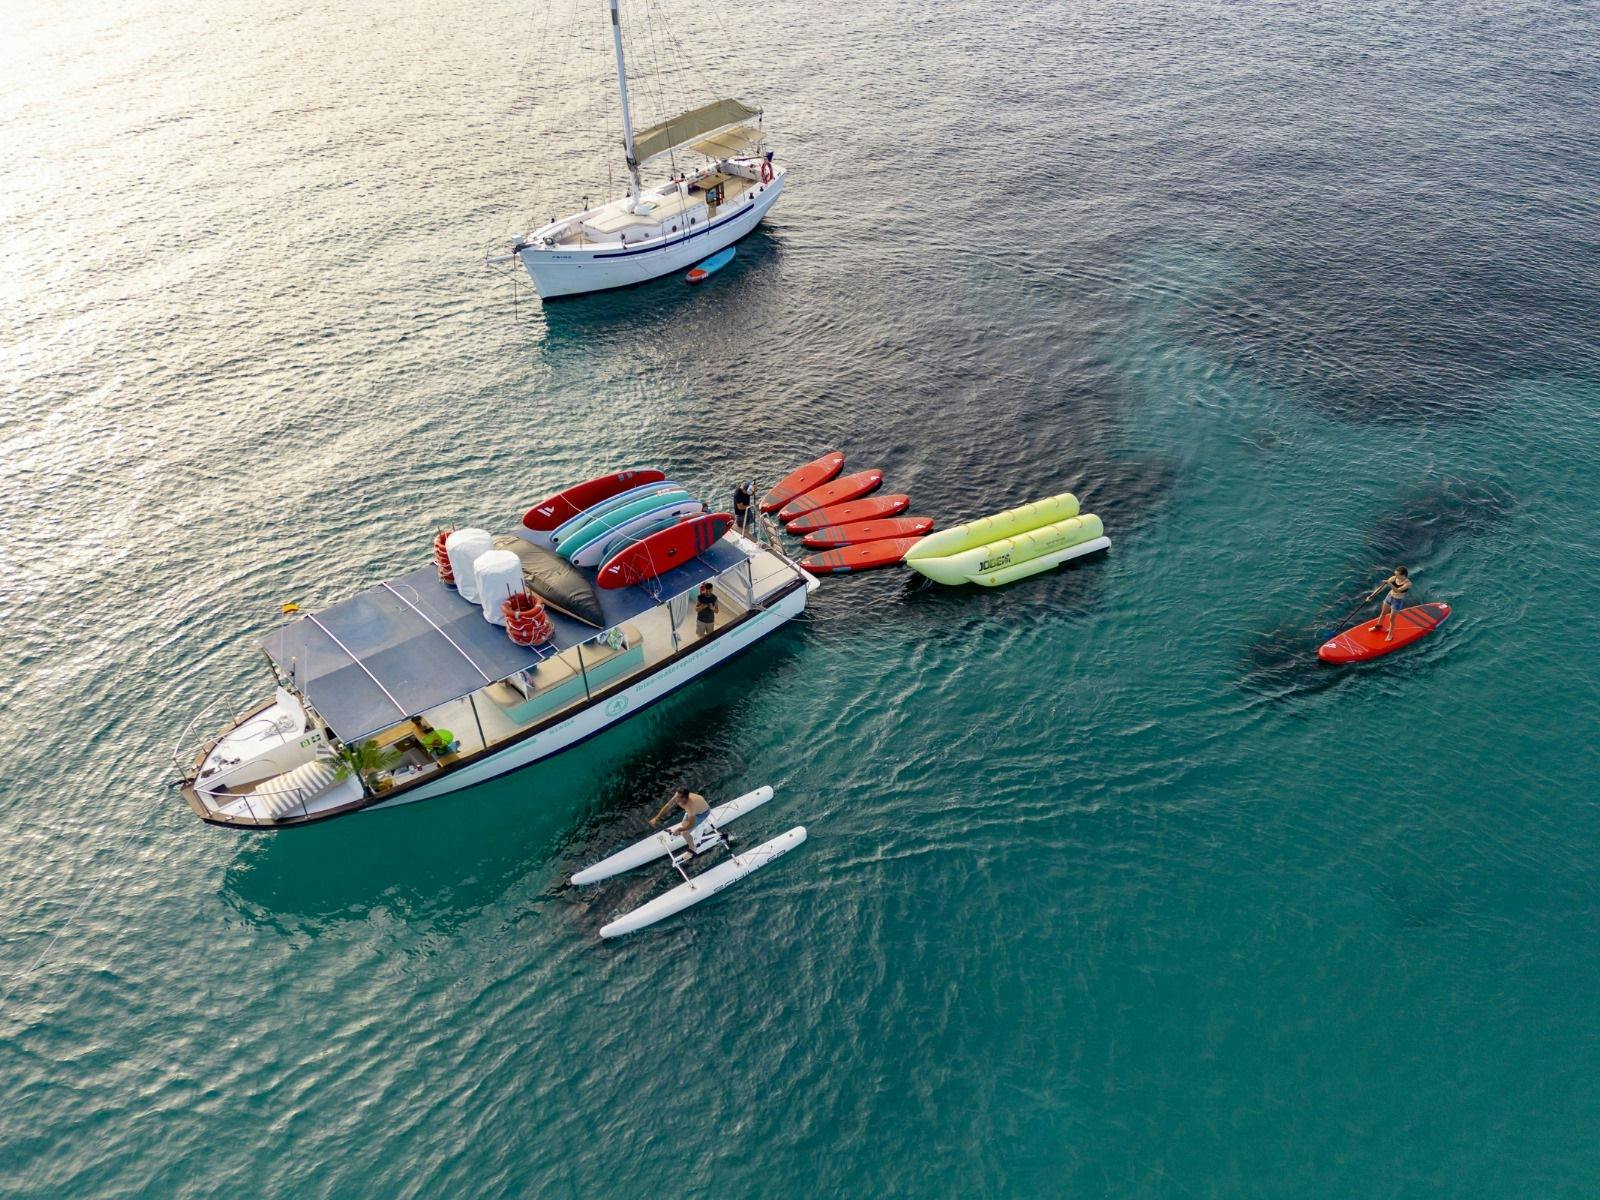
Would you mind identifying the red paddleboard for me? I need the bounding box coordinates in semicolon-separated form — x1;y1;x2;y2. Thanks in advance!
759;451;845;513
785;494;910;533
800;536;924;575
1318;602;1452;664
523;469;666;531
801;516;935;549
779;470;883;523
596;513;732;589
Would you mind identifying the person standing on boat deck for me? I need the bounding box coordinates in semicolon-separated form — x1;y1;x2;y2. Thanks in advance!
650;788;711;855
733;481;753;534
695;582;719;638
1365;566;1412;642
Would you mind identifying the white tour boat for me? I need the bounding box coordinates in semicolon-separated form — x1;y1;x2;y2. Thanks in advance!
490;0;786;298
173;471;815;829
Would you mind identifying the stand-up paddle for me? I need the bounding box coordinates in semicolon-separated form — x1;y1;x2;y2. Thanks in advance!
1316;592;1376;644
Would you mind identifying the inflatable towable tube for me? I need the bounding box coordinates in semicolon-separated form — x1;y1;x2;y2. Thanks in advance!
905;492;1110;587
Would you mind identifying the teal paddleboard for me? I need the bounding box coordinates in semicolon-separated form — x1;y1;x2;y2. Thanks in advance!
687;246;736;283
558;491;694;561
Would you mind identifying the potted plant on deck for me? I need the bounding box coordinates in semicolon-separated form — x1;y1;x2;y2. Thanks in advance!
332;740;401;793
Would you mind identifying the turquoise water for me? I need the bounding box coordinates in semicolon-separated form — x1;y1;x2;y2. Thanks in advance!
4;0;1600;1195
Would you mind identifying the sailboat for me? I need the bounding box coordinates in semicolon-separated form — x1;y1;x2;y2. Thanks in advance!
492;0;786;299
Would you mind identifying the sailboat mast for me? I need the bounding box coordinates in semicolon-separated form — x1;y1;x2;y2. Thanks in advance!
608;0;642;205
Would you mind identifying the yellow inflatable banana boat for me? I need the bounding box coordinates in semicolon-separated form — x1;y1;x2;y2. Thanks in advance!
904;492;1110;586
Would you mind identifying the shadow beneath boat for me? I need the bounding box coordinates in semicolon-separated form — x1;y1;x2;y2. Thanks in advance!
217;629;807;933
530;225;786;347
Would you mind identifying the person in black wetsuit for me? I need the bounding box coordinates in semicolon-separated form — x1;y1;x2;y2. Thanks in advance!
733;481;754;534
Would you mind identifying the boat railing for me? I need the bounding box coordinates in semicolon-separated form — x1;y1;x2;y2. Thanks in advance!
753;510;784;552
169;692;261;774
198;772;336;826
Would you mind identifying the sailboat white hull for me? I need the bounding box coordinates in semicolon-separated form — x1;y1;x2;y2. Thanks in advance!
521;173;784;299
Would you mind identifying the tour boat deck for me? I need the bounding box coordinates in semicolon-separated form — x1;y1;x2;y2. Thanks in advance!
261;529;758;745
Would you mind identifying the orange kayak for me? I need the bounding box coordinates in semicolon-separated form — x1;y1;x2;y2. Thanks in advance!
760;451;845;513
800;536;925;575
785;494;910;533
800;517;935;549
778;470;883;523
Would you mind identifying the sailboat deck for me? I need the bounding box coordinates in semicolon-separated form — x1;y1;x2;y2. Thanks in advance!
585;190;698;233
560;172;757;245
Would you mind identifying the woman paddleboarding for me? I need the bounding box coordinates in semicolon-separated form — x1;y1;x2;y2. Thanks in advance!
1364;566;1413;642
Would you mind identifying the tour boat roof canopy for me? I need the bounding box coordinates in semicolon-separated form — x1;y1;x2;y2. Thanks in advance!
690;124;764;159
631;99;759;165
261;532;748;743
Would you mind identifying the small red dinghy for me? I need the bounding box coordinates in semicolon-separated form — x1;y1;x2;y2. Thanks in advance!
760;452;845;513
800;517;935;549
522;469;666;531
1318;601;1452;664
779;470;883;523
785;494;910;533
597;513;733;589
800;536;924;575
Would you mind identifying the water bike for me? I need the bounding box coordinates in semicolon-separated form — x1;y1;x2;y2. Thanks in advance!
571;785;806;937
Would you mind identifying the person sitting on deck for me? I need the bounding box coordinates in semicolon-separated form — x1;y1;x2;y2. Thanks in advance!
650;789;711;856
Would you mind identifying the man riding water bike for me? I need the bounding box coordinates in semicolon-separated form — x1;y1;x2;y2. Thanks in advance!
650;789;711;857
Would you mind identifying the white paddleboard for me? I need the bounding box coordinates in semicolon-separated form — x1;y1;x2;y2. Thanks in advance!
599;826;807;938
571;786;774;885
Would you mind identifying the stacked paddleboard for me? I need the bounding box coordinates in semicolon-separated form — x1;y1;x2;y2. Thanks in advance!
760;451;934;574
521;469;734;590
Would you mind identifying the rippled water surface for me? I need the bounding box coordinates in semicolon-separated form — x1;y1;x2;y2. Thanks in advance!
4;0;1600;1195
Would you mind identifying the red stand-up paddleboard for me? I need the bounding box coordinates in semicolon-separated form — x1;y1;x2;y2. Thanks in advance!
779;470;883;523
1318;602;1452;664
800;516;935;549
785;494;910;533
596;513;733;589
800;536;924;575
523;469;667;531
760;451;845;514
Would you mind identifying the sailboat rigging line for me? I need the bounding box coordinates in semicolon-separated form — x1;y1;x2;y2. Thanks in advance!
639;0;679;176
516;0;565;187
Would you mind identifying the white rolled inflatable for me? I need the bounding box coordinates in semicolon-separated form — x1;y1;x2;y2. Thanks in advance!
444;528;493;602
472;549;524;626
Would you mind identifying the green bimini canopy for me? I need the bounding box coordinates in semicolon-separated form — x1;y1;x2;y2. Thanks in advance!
630;99;759;165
